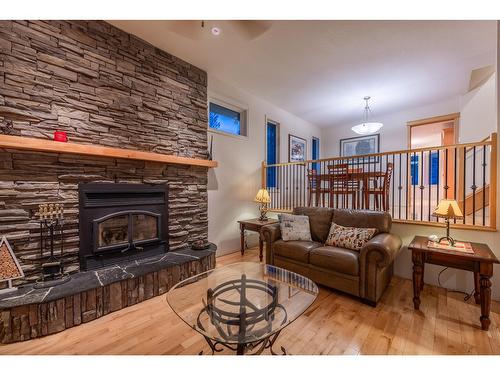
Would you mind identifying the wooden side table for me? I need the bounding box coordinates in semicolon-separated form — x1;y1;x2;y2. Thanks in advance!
238;218;278;262
408;236;499;331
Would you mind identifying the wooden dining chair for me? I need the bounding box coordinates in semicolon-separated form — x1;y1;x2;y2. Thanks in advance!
327;163;359;209
364;163;393;211
307;168;329;207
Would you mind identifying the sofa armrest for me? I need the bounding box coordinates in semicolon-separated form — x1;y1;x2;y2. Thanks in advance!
360;233;402;268
359;232;402;303
261;223;281;264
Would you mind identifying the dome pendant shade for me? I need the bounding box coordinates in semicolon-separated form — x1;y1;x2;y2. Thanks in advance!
351;96;383;135
351;122;383;135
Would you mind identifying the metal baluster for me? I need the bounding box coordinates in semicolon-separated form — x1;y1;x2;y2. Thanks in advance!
285;164;288;211
420;150;424;221
320;160;324;207
463;146;466;224
436;150;440;222
391;153;395;217
453;147;458;224
398;153;402;219
472;146;477;225
301;162;305;208
482;145;486;226
428;150;432;221
283;163;286;211
288;164;291;211
405;152;409;220
412;151;416;220
280;164;283;211
444;148;449;199
358;156;362;210
363;156;367;210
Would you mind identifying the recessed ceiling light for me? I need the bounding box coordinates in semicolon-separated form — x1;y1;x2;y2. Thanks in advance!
211;27;221;36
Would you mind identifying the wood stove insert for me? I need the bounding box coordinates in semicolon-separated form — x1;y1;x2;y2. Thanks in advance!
78;183;169;270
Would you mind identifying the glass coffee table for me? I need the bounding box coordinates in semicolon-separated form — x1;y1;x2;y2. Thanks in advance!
167;262;318;355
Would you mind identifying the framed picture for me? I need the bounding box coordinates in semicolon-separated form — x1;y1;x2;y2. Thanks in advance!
288;134;307;162
339;134;380;163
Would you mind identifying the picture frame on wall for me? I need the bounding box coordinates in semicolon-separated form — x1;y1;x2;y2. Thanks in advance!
288;134;307;162
339;134;380;163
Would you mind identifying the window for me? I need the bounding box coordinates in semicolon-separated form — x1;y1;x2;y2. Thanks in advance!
411;155;419;186
312;137;320;171
266;120;279;188
429;151;439;185
209;100;248;136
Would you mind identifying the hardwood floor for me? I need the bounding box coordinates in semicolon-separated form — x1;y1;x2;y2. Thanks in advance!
1;247;499;355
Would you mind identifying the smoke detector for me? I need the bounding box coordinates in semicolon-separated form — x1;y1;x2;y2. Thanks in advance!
210;26;221;36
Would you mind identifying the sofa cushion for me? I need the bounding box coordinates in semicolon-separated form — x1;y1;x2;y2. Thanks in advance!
333;209;392;233
293;207;334;243
273;240;322;263
325;223;376;251
278;213;312;241
309;246;360;276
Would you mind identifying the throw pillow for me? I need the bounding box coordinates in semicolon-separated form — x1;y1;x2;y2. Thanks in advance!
279;213;312;241
325;223;376;251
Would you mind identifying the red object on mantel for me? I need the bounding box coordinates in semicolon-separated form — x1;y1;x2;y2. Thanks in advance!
53;131;68;142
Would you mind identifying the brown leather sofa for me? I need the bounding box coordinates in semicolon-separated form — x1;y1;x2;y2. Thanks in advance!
261;207;402;305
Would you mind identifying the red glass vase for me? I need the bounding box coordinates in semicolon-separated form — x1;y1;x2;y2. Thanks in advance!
53;131;68;142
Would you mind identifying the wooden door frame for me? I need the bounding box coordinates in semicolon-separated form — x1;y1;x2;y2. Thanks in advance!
406;112;460;149
405;113;460;219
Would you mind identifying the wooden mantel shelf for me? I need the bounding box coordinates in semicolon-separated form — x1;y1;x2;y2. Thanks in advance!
0;134;218;168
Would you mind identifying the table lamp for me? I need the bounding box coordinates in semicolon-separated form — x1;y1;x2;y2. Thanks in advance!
254;188;271;221
432;199;463;246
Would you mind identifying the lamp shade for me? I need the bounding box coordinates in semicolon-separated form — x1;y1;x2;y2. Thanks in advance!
254;188;271;203
432;199;463;219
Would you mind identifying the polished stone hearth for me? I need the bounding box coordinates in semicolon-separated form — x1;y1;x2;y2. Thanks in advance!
0;246;216;344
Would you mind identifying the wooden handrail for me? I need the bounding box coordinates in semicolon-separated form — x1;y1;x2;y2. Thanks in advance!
264;134;495;168
0;134;218;168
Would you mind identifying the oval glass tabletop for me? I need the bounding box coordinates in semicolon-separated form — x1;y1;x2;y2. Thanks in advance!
166;262;318;346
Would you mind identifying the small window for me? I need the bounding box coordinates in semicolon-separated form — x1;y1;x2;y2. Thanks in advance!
209;101;247;136
266;120;279;188
411;155;419;186
312;137;320;171
429;151;439;185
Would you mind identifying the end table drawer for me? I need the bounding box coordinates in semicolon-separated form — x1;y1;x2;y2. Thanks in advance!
425;252;477;271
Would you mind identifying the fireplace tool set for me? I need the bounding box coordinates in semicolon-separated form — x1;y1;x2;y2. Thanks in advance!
34;203;70;287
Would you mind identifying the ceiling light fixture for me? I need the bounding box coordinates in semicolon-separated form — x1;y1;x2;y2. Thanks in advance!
351;96;383;135
210;26;221;36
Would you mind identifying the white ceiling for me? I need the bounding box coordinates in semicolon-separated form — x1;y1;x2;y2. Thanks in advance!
109;20;497;128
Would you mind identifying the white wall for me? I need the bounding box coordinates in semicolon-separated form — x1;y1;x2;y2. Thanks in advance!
322;75;496;157
321;74;499;300
460;74;497;143
207;76;321;256
322;97;460;156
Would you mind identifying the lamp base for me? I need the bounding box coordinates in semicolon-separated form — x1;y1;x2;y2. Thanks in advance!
438;236;456;247
258;203;269;222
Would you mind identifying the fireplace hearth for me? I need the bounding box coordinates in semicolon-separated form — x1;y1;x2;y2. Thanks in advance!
78;183;169;270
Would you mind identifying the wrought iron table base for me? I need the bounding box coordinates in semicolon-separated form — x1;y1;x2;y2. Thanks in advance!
199;329;287;355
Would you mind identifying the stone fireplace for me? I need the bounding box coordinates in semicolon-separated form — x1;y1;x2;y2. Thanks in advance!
0;20;210;285
78;183;169;270
0;20;217;344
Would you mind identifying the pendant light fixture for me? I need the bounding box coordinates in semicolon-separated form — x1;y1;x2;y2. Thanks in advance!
351;96;383;135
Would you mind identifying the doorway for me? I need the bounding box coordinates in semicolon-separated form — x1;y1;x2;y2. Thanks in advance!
407;113;459;219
